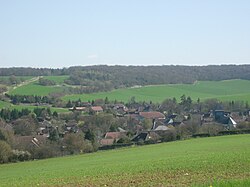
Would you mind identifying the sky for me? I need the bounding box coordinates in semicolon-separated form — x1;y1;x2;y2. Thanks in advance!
0;0;250;68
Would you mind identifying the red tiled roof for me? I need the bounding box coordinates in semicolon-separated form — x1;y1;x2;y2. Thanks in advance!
91;106;103;111
139;112;165;119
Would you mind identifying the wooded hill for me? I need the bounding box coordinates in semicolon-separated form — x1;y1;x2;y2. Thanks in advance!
1;65;250;93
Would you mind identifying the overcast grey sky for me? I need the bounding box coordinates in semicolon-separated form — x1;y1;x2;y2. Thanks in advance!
0;0;250;68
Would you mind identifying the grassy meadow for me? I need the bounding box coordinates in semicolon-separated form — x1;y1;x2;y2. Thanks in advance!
8;76;69;96
0;134;249;186
63;79;250;103
0;100;11;108
2;78;250;112
9;82;64;96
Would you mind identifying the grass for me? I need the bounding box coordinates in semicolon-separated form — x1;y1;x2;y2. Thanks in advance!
9;82;64;96
8;76;69;96
43;75;69;84
0;134;249;186
62;79;250;103
0;100;11;108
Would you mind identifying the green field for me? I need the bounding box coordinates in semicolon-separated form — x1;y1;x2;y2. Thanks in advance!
0;100;11;108
8;76;69;96
9;82;63;96
0;134;249;186
63;79;250;103
43;75;69;84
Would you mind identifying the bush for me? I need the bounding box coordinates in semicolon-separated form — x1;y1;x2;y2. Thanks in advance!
12;117;37;136
33;144;61;159
0;128;14;144
0;140;12;163
192;133;210;138
38;78;56;86
159;129;177;142
11;150;31;162
62;133;93;154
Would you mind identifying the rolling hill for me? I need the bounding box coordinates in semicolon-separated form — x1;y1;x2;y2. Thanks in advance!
62;79;250;103
0;134;249;186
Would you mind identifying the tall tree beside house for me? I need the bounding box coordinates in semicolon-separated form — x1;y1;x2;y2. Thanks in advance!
48;128;59;142
62;132;93;154
84;129;96;143
160;98;179;114
180;95;192;111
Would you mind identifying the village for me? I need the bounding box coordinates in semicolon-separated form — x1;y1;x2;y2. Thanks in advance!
33;97;250;151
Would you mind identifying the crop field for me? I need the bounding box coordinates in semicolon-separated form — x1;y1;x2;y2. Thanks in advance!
63;79;250;103
0;134;249;186
9;82;64;96
8;76;69;96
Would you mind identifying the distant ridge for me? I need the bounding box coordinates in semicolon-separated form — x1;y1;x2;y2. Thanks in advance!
1;65;250;87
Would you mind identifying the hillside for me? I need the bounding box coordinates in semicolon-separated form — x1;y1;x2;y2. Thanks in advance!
2;78;250;112
63;79;250;103
8;76;69;96
0;134;249;186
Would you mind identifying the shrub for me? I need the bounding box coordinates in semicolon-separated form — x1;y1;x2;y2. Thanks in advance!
159;129;177;142
33;144;61;159
11;150;31;162
0;140;12;163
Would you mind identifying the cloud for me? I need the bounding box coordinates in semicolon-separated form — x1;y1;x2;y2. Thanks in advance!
87;54;99;59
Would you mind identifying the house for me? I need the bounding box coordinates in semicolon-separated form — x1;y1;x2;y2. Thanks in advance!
64;121;78;133
139;111;165;120
228;117;237;128
100;131;127;146
113;104;128;116
69;107;86;112
132;131;161;142
113;104;128;111
213;110;237;127
90;106;103;114
14;135;47;148
37;120;52;135
104;132;127;140
154;125;169;131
